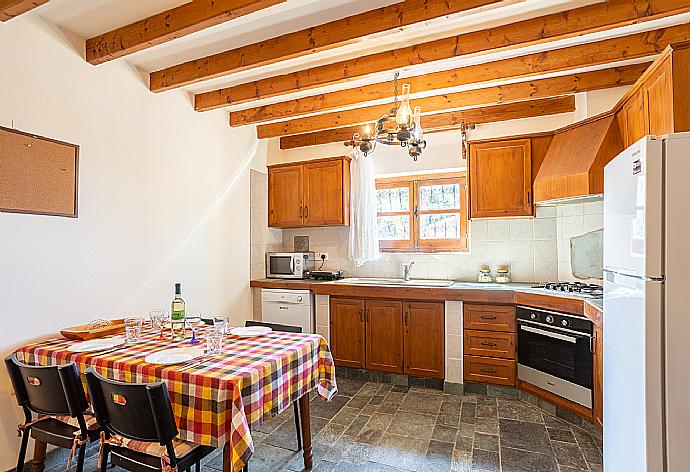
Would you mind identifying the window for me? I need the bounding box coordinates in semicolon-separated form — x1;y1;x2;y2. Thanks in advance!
375;172;468;252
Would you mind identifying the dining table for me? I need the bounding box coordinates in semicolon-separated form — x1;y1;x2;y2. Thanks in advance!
14;324;338;472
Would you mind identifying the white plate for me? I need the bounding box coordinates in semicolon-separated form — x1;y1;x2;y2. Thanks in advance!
144;347;205;365
230;326;272;338
67;337;125;353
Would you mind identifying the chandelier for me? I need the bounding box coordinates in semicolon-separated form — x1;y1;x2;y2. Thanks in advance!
345;72;427;161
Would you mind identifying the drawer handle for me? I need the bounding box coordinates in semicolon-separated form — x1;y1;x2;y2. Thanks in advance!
479;342;497;347
480;368;497;374
480;316;497;320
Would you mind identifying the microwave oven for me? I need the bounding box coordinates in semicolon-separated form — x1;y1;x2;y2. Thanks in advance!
266;252;315;279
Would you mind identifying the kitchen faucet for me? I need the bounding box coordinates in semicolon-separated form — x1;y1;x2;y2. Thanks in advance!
403;262;415;281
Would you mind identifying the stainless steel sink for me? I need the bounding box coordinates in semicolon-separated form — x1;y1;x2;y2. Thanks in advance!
334;277;455;287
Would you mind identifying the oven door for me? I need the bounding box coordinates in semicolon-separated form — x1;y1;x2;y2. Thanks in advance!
266;255;298;278
518;321;593;404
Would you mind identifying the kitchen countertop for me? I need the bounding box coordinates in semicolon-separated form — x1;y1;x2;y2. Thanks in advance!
250;278;603;317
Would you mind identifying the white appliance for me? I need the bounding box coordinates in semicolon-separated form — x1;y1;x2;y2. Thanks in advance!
261;288;314;333
603;133;690;472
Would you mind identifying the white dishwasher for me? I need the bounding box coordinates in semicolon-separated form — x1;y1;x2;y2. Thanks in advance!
261;288;314;333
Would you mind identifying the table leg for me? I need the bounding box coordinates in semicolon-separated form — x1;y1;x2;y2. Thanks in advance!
298;394;313;469
31;440;47;472
222;442;231;472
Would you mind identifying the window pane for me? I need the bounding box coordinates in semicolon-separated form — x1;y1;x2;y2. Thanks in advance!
419;183;460;211
377;215;410;240
420;213;460;240
376;187;410;213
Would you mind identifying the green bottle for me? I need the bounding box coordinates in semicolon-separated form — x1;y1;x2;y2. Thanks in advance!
171;283;186;340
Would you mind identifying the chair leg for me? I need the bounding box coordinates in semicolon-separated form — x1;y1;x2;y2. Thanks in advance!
293;401;302;452
100;445;109;472
16;430;30;472
195;462;200;472
75;442;87;472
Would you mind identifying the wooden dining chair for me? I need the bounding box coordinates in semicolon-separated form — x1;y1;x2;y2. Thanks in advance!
245;321;304;452
4;355;99;472
84;367;214;472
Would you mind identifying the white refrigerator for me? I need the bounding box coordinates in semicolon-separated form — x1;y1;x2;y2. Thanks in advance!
603;133;690;471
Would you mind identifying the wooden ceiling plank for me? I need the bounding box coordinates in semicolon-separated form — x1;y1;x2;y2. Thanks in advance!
279;96;576;149
85;0;287;65
256;62;649;138
225;23;690;123
148;0;502;91
0;0;48;22
200;0;690;107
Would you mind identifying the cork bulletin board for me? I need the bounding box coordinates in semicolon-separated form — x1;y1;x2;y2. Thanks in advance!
0;126;79;217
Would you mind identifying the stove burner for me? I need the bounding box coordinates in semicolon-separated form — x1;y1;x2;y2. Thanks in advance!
534;282;603;298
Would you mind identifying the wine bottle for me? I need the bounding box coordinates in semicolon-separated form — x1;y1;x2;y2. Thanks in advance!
171;283;186;341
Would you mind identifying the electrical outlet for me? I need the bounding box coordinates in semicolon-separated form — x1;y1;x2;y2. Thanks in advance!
317;252;329;261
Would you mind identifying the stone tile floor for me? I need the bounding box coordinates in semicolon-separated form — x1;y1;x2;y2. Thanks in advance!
40;378;602;472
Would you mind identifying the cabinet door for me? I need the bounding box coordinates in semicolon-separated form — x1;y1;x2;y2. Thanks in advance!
329;298;365;368
593;323;603;429
303;159;346;226
403;301;445;378
619;91;646;148
268;165;303;228
469;139;532;218
365;300;403;374
643;63;673;137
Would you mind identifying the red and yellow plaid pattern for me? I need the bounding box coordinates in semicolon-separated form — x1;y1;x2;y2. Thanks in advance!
15;328;337;471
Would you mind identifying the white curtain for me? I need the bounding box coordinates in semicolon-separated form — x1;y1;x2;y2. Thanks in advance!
348;147;379;267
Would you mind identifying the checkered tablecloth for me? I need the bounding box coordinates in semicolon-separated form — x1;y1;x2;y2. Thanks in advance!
15;327;337;471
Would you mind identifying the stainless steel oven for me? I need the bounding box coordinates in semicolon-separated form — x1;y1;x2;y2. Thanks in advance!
517;306;593;408
266;252;314;279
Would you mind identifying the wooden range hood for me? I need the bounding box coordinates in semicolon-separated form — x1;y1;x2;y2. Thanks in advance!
533;114;623;204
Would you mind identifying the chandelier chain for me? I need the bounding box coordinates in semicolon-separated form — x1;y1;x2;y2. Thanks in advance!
393;72;399;109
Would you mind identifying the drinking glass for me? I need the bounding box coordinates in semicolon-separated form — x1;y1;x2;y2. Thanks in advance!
124;317;143;344
212;314;230;336
206;328;224;354
186;312;203;345
149;309;168;340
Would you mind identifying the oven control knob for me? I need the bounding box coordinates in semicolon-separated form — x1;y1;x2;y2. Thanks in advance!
561;319;569;327
530;313;537;320
545;315;554;324
297;296;303;302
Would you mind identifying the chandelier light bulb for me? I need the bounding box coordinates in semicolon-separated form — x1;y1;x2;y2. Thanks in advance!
412;106;423;141
395;84;413;128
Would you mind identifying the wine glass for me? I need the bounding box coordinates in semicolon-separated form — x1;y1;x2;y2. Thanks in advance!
186;312;203;345
149;309;168;340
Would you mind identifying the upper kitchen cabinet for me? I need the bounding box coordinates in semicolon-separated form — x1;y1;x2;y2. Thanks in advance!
268;156;350;228
468;138;533;219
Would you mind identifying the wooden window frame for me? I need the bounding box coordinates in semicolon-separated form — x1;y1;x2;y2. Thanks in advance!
376;172;468;253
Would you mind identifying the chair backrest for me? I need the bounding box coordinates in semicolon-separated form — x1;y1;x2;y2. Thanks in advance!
84;367;178;446
245;320;302;333
4;355;88;421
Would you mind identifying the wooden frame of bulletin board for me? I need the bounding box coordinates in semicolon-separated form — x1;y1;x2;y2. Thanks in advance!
0;126;79;217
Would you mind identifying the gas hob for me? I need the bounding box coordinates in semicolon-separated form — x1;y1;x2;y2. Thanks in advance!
532;282;603;299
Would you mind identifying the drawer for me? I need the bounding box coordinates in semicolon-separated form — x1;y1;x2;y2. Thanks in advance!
464;330;515;359
464;304;516;332
464;355;516;386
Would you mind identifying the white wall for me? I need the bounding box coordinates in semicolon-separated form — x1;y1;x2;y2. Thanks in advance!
0;16;259;466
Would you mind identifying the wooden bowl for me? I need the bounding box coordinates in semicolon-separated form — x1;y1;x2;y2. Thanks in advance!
60;319;126;340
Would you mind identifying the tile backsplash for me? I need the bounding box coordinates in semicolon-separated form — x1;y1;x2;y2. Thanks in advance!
555;200;604;282
250;170;604;283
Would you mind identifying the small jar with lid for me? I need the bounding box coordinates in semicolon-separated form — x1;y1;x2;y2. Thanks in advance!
495;267;511;283
478;266;493;283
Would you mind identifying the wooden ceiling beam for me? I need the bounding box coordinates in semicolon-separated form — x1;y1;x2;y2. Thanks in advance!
85;0;286;65
148;0;502;92
199;0;690;107
256;63;649;138
0;0;48;22
279;96;576;149
226;23;690;124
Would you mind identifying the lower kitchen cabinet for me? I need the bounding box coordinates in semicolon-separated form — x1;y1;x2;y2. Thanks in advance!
366;300;404;374
464;355;516;387
404;302;445;379
329;297;444;378
463;330;515;359
329;298;365;368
